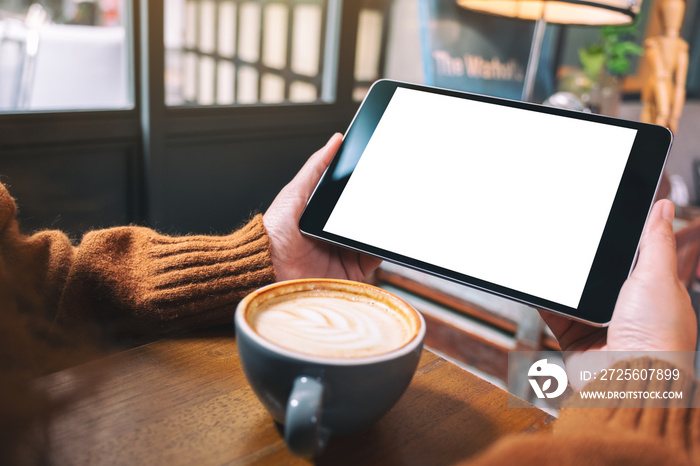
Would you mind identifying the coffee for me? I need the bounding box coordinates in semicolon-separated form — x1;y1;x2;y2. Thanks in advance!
246;288;419;358
236;279;425;456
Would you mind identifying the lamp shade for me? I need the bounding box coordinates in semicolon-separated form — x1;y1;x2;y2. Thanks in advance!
455;0;640;25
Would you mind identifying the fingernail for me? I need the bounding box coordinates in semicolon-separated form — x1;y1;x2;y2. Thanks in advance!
326;133;339;146
661;200;675;223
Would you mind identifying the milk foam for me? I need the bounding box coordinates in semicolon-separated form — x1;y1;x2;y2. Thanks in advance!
249;291;415;358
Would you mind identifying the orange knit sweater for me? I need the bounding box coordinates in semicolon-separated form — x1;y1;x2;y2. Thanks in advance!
0;182;276;346
2;182;698;465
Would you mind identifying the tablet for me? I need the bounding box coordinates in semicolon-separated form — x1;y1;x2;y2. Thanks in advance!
299;80;672;326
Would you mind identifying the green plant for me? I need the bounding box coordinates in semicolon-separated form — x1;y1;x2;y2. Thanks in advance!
578;23;644;80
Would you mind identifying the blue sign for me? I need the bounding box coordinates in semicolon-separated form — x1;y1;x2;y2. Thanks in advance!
419;0;557;102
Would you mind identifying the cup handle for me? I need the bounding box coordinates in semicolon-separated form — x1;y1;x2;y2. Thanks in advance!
285;376;328;457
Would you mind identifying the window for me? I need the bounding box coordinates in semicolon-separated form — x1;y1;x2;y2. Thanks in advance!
165;0;342;106
0;0;396;235
0;0;133;111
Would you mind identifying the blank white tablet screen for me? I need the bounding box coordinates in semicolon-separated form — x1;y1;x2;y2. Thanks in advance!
323;87;637;308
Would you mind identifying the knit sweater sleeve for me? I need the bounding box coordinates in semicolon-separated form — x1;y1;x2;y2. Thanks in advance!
465;358;699;466
0;183;276;342
56;217;276;340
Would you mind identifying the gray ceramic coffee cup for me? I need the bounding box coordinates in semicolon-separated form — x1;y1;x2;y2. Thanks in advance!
235;279;425;457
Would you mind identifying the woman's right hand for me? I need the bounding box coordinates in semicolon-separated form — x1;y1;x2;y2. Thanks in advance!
541;199;697;356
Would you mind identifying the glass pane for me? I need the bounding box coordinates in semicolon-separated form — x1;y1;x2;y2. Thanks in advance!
217;1;236;58
238;2;261;63
353;1;388;102
290;80;317;102
216;60;235;104
261;72;284;103
354;9;382;82
198;55;216;104
291;4;321;76
262;3;287;69
199;0;216;54
237;65;258;103
165;0;340;107
0;0;133;112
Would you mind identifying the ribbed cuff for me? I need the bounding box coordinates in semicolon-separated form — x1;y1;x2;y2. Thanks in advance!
138;214;276;332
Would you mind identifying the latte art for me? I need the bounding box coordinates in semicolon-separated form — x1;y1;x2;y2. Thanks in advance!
249;291;415;358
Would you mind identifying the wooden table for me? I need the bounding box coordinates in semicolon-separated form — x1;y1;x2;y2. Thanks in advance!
45;328;553;465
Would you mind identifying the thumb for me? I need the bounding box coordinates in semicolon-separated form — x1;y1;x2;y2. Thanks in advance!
289;133;342;199
633;199;678;280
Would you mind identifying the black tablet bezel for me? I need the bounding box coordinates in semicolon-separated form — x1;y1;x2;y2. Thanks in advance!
299;80;672;326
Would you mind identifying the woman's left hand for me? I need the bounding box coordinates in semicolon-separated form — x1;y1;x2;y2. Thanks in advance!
263;133;382;282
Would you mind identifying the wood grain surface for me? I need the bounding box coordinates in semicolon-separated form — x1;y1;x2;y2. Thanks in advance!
45;328;553;465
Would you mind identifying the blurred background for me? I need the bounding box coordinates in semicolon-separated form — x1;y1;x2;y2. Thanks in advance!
1;0;698;237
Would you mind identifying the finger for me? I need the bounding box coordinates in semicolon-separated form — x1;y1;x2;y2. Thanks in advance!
359;254;382;278
290;133;343;198
312;132;343;168
539;309;607;352
538;309;583;350
634;199;678;279
538;309;574;338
